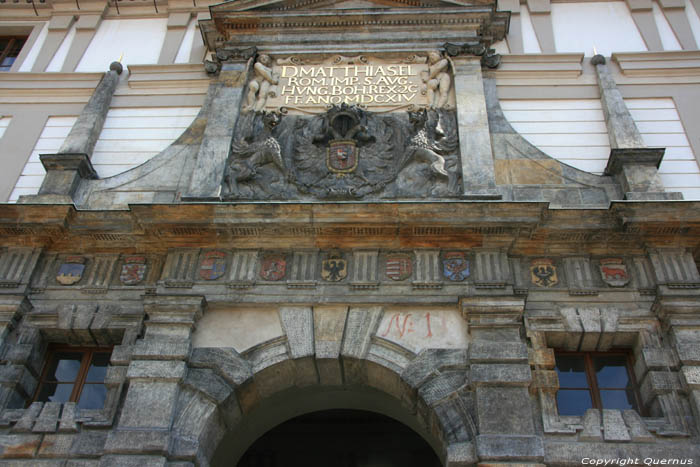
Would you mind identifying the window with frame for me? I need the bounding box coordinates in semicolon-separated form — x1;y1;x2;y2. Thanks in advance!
33;346;112;410
0;36;27;72
554;351;643;416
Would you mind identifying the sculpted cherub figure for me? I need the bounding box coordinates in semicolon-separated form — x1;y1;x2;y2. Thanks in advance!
243;54;279;113
422;50;451;109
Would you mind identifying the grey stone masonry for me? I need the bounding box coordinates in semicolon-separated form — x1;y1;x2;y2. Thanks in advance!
184;61;247;200
461;296;544;463
21;62;123;204
593;54;683;200
451;56;501;199
105;295;205;459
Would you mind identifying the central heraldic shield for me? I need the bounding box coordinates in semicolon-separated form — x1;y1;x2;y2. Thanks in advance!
327;140;358;174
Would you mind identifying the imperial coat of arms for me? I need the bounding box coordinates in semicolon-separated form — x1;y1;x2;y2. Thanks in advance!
322;254;347;282
385;254;412;281
599;258;629;287
530;258;558;287
327;140;358;173
56;256;86;285
120;256;147;285
443;252;469;281
260;255;286;281
199;251;226;280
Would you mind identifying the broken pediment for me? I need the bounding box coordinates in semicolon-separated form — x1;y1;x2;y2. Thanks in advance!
201;0;510;53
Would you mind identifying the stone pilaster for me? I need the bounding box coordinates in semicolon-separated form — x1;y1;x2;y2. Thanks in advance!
102;295;205;465
451;56;502;200
461;296;544;465
19;62;123;205
654;291;700;436
184;48;252;200
593;54;682;201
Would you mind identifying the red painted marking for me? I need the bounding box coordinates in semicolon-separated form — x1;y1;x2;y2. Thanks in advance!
425;312;432;338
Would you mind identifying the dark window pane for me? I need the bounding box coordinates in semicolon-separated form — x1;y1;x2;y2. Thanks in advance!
594;355;630;388
556;389;593;416
45;353;83;382
37;383;74;403
555;355;589;388
85;352;110;382
78;384;107;409
600;390;636;411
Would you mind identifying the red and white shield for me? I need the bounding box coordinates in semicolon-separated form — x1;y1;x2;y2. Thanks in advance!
386;255;412;281
120;256;147;286
327;140;358;173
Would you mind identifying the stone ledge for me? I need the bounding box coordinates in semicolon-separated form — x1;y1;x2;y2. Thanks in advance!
476;434;544;461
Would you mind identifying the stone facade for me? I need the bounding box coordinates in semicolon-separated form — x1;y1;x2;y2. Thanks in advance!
1;0;700;465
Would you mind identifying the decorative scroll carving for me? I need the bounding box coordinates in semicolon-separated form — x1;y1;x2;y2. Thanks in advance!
443;42;501;68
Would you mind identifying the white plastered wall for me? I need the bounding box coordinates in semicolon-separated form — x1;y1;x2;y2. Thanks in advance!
8;107;198;202
501;98;700;200
76;19;168;71
551;2;647;55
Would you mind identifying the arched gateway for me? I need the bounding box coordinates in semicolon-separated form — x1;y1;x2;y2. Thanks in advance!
177;305;475;466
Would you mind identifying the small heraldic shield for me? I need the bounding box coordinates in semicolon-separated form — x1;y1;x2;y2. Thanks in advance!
199;251;226;280
57;256;85;285
531;258;558;288
386;254;412;281
120;256;147;285
327;140;358;174
260;255;286;281
443;252;469;281
599;258;629;287
322;253;347;282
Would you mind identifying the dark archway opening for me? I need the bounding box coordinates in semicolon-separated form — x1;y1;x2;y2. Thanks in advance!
237;409;442;467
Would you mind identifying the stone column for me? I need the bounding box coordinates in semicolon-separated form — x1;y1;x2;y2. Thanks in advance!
593;55;682;200
102;295;205;466
19;62;123;204
461;296;544;466
451;56;502;199
184;48;252;200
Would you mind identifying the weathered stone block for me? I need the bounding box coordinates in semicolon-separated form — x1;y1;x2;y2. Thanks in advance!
680;365;700;389
313;305;347;360
676;342;700;365
470;342;527;363
131;340;190;360
475;434;544;461
476;387;535;435
580;409;602;441
278;306;314;359
183;368;232;404
189;347;253;386
621;409;654;442
530;370;558;391
99;455;167;467
471;364;531;386
602;409;631;441
418;371;467;406
402;348;468;388
0;434;41;458
640;371;681;401
32;402;60;433
340;306;383;359
118;381;179;429
446;441;477;466
104;430;169;455
126;360;186;381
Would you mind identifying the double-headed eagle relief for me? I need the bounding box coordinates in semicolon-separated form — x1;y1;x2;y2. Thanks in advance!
221;52;462;200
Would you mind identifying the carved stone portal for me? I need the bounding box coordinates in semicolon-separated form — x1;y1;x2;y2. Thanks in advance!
221;105;462;200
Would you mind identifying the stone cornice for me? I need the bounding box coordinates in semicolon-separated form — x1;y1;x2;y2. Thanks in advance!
613;50;700;77
203;0;509;51
1;201;699;254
